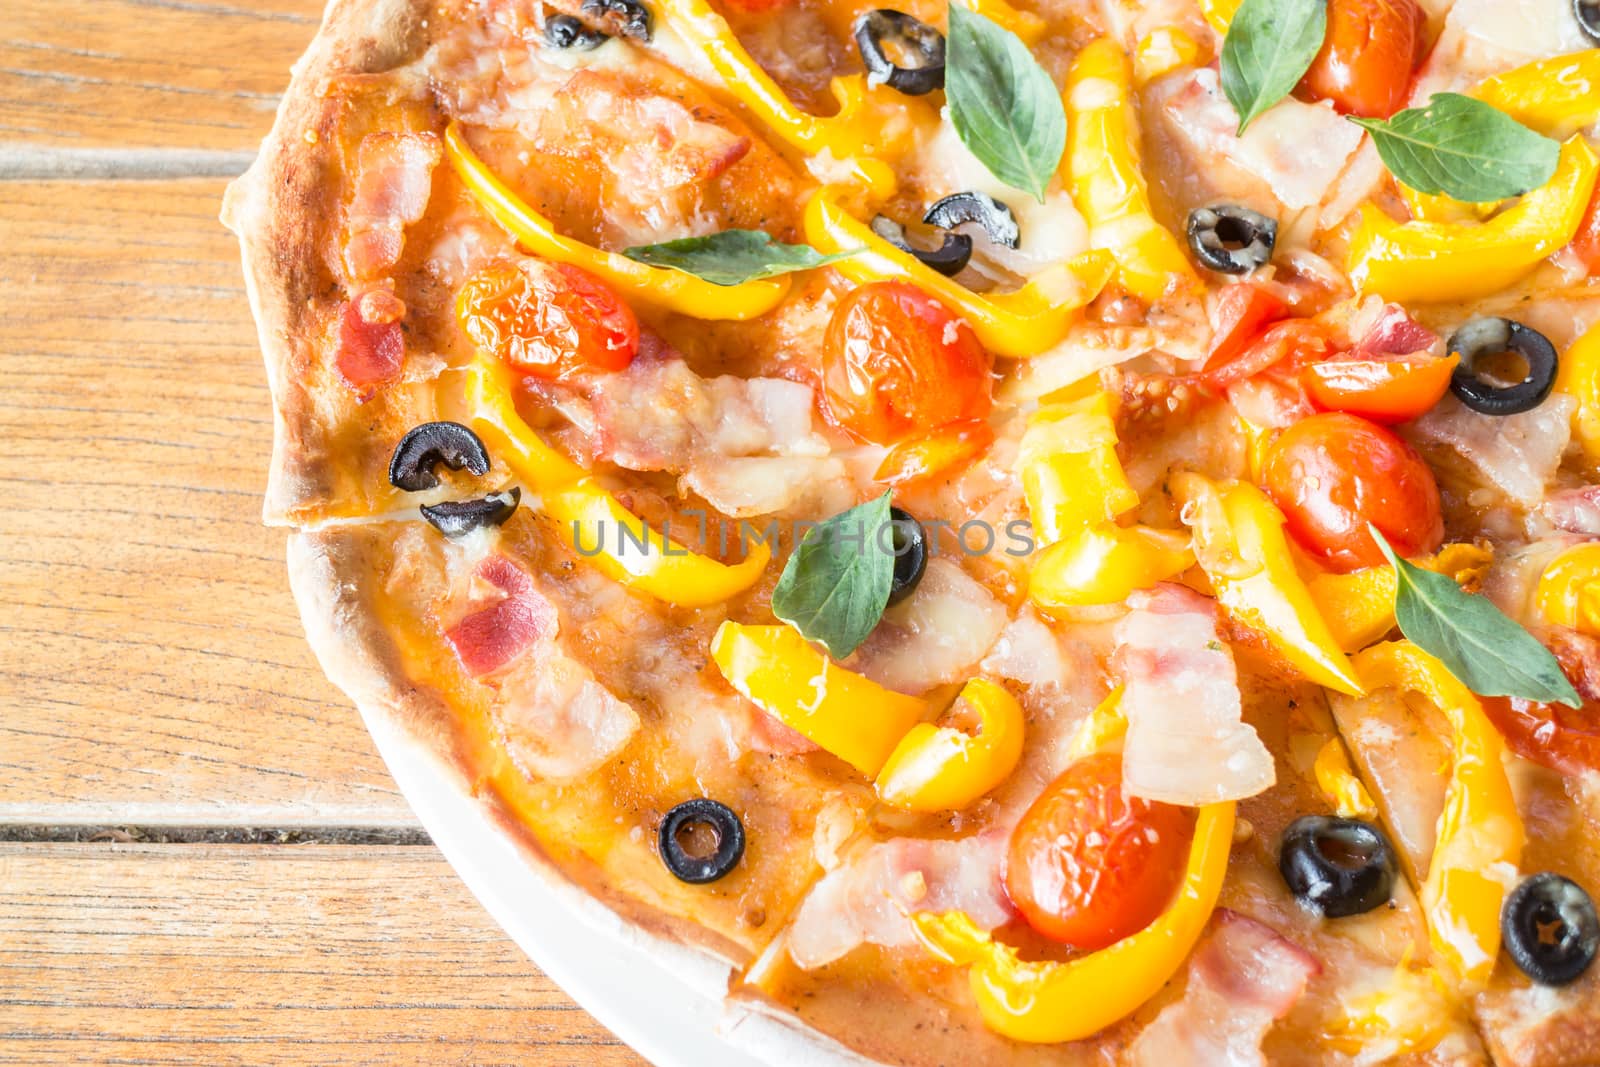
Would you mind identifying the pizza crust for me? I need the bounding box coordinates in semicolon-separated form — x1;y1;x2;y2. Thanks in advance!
222;0;430;524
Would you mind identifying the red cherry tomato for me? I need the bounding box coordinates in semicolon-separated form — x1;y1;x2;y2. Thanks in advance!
1207;318;1334;390
1302;353;1459;424
1003;753;1194;951
1203;284;1290;376
1300;0;1425;118
457;260;639;379
822;281;993;444
874;418;995;487
1261;412;1444;572
1568;182;1600;275
1482;634;1600;775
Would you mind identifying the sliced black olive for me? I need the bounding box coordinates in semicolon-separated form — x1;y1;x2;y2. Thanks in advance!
1279;815;1398;918
1503;873;1600;985
421;488;521;539
1447;317;1558;416
853;10;946;96
580;0;651;41
870;215;972;276
1186;204;1277;275
658;799;745;884
388;422;492;492
924;192;1020;250
545;13;609;49
886;506;927;606
1577;0;1600;44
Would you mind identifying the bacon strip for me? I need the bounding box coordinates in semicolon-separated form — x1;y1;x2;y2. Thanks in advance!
1113;585;1275;805
344;131;442;282
335;285;406;393
446;556;558;677
1128;910;1319;1067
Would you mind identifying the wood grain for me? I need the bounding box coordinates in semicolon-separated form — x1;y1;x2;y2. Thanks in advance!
0;178;415;825
0;0;322;155
0;842;648;1066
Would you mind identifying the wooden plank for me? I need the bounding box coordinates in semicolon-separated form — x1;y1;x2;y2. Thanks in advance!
0;0;321;155
0;842;647;1066
0;179;415;825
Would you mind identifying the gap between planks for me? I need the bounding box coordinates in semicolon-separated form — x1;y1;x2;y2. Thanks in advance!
0;824;433;845
0;146;259;181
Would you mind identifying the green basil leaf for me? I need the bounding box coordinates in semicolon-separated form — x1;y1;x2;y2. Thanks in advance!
944;3;1066;202
621;230;854;286
1219;0;1328;135
1371;526;1581;707
1349;93;1561;203
771;492;895;659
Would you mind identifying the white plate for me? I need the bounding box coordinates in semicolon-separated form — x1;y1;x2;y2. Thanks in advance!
368;712;861;1067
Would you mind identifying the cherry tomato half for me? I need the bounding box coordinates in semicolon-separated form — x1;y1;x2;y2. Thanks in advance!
1302;353;1458;424
1261;412;1444;572
1208;318;1334;390
1300;0;1425;119
1482;634;1600;776
1203;284;1289;377
457;259;639;379
874;418;995;487
1003;753;1193;951
822;281;993;444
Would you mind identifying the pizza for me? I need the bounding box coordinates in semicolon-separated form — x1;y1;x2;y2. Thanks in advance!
223;0;1600;1061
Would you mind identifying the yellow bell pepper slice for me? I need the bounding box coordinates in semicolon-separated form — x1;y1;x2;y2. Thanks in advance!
803;186;1114;359
1029;524;1195;611
1473;50;1600;137
1314;737;1378;819
1177;475;1363;695
1018;392;1139;545
1134;27;1201;86
711;622;927;775
957;0;1047;43
1065;39;1199;304
444;122;792;321
653;0;897;194
1200;0;1241;34
1067;686;1129;759
1308;543;1493;653
466;356;769;606
911;801;1235;1044
875;677;1024;812
1536;542;1600;636
1555;319;1600;467
1353;642;1525;991
1347;136;1599;304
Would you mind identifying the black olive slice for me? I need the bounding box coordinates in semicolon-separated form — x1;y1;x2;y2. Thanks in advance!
924;192;1021;250
388;421;492;492
853;9;946;96
1186;204;1277;275
580;0;651;41
1577;0;1600;44
421;488;521;539
1279;815;1397;918
658;799;746;884
545;13;609;49
870;215;973;277
886;506;927;606
1447;317;1558;416
1503;873;1600;985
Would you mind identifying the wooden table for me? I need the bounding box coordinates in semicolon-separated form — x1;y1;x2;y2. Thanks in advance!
0;3;646;1062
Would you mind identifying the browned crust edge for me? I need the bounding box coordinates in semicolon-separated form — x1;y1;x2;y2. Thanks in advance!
221;0;425;523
